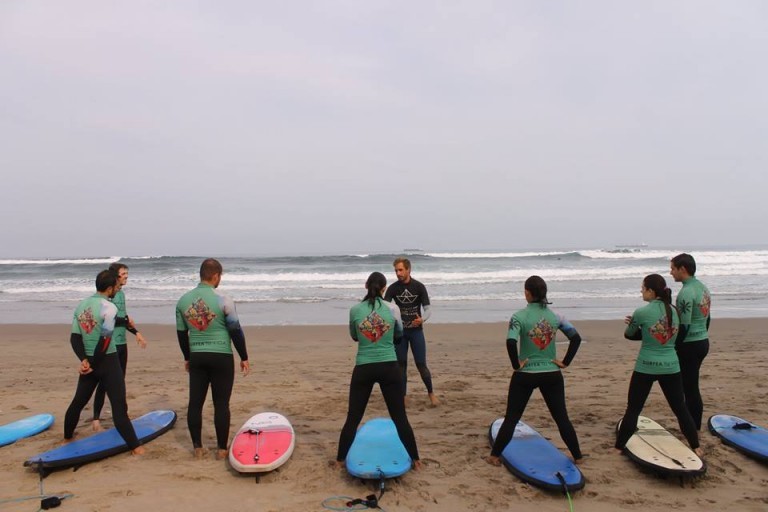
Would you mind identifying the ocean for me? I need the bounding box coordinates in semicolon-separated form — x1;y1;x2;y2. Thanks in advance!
1;247;767;325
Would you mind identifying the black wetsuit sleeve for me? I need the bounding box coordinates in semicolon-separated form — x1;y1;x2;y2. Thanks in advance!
506;338;521;370
177;330;190;360
229;327;248;361
676;324;690;345
114;316;128;327
562;331;582;367
625;330;642;341
70;333;87;361
707;316;711;330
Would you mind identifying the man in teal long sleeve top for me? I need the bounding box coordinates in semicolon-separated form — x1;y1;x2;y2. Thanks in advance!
670;253;711;430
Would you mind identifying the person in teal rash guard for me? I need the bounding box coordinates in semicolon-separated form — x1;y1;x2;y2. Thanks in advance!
670;253;711;430
615;274;701;456
333;272;421;470
176;258;250;460
486;276;583;466
92;262;147;431
64;269;144;455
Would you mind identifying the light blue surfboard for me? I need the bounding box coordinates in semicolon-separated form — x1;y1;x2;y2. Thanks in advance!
0;414;55;447
709;414;768;463
24;410;176;470
346;417;411;479
489;418;585;492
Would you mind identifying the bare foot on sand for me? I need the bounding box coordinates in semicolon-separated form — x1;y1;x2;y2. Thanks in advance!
194;447;209;459
329;460;344;470
428;393;440;407
216;449;228;460
483;455;501;467
412;460;423;471
694;447;704;458
92;420;104;432
132;446;146;456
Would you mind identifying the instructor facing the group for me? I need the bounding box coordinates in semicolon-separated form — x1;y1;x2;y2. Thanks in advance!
385;258;439;406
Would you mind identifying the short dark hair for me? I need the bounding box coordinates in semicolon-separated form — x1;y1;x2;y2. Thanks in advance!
109;262;128;273
96;269;117;292
671;253;696;276
200;258;223;281
393;257;411;270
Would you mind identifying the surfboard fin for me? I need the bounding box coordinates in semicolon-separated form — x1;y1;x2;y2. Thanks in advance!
733;422;754;430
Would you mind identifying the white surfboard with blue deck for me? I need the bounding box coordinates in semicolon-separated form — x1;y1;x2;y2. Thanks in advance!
709;414;768;463
0;414;54;447
346;418;411;479
489;418;584;492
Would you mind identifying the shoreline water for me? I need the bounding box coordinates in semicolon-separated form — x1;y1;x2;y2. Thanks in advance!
3;247;768;325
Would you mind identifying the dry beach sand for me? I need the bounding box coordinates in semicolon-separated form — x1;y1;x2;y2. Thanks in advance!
1;319;767;511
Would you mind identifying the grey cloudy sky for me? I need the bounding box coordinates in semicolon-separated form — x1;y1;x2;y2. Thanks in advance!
1;1;766;258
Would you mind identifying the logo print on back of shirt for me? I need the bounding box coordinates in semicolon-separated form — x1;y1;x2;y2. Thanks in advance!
185;298;217;331
699;291;711;317
77;307;97;334
359;311;390;343
650;316;677;344
528;319;555;350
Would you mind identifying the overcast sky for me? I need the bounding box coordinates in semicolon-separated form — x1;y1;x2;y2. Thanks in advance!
1;1;766;258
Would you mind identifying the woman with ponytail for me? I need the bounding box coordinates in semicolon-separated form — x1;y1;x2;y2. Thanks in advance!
486;276;584;466
615;274;702;456
333;272;421;470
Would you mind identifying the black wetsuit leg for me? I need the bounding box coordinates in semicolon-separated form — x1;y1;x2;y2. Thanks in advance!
676;339;709;430
337;363;377;461
92;344;128;420
539;371;582;459
615;371;655;449
378;361;419;460
657;372;700;449
490;371;536;456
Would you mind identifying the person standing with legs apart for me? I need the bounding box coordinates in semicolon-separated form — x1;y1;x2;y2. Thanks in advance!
670;253;711;430
176;258;250;460
486;276;583;466
92;262;147;431
615;274;702;456
334;272;421;470
384;258;439;406
64;269;144;455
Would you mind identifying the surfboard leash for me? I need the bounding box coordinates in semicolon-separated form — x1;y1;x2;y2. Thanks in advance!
636;434;685;468
322;471;387;511
555;472;575;512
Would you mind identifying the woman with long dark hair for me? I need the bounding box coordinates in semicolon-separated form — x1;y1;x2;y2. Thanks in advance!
615;274;701;455
333;272;421;470
486;275;583;466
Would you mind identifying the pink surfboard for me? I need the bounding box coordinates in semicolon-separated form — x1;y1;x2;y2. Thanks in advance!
229;412;295;473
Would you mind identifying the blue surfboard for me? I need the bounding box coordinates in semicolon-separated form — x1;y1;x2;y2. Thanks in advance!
489;418;584;492
709;414;768;463
346;417;411;479
24;410;176;470
0;414;55;447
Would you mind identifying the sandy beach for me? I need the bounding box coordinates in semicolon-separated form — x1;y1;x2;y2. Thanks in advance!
1;319;767;512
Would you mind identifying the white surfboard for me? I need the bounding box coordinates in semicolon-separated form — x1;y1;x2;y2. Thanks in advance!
620;416;705;475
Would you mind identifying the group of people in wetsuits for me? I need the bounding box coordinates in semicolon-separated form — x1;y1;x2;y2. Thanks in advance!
64;252;711;470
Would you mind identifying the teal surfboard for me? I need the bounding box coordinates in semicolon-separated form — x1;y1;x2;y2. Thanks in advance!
24;410;175;470
346;418;411;479
0;414;55;447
